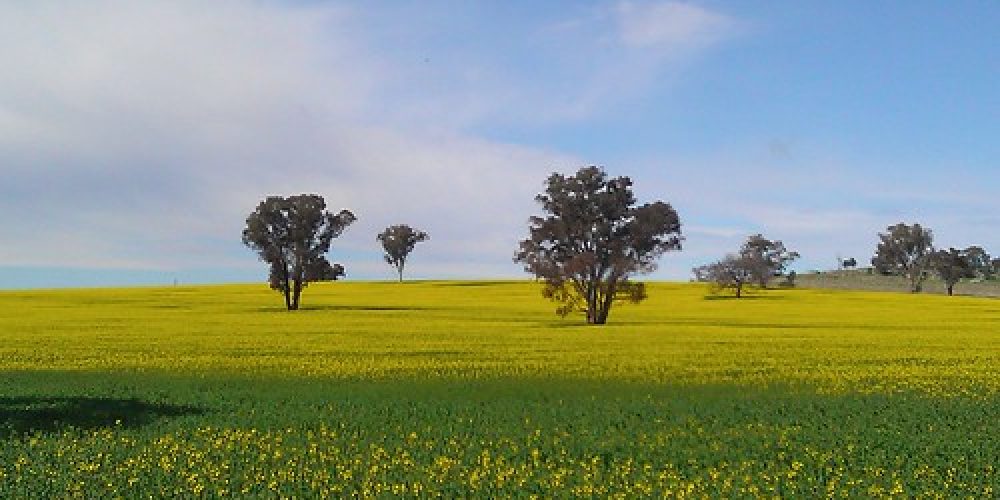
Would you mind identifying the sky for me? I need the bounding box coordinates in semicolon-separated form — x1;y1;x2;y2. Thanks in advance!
0;1;997;288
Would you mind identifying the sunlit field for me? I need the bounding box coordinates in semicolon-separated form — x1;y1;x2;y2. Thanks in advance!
1;281;998;497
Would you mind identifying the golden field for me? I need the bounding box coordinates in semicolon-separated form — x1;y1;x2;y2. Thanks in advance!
1;281;997;497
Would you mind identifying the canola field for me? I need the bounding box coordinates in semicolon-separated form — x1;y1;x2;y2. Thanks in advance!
1;281;998;497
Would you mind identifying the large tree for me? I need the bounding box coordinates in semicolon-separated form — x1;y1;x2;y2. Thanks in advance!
514;166;682;325
377;224;429;282
242;194;356;310
739;234;800;288
871;222;934;293
930;248;975;296
693;254;754;298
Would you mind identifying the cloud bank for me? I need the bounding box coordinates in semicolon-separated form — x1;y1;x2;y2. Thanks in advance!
0;1;743;283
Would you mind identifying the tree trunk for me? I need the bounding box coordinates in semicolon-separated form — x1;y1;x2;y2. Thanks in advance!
280;263;293;311
947;284;954;296
290;278;302;310
736;282;742;298
594;281;616;325
909;270;922;293
398;266;404;283
585;297;598;324
583;280;597;324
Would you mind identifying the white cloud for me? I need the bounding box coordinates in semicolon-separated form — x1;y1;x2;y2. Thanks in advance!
0;1;578;278
0;1;770;283
616;1;738;51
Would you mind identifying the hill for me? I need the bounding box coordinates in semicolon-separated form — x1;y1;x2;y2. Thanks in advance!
794;268;1000;297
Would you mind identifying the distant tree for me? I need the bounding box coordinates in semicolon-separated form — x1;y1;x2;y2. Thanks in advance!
842;257;858;270
242;194;356;311
739;234;800;287
377;224;430;282
514;166;682;325
930;248;975;296
963;246;992;280
693;254;754;298
783;270;798;287
871;223;934;293
992;258;1000;281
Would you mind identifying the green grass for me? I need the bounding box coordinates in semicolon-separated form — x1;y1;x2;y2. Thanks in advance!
1;281;998;497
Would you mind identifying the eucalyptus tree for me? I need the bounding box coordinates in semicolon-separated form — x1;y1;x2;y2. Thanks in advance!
963;246;993;280
515;166;682;325
377;224;429;282
930;248;975;296
242;194;355;310
693;254;754;298
871;223;934;293
739;234;800;288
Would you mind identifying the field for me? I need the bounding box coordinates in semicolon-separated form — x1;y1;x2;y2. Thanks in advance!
795;269;1000;298
1;281;998;497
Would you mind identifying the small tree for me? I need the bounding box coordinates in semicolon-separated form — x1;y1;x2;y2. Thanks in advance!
930;248;974;296
871;223;934;293
693;254;754;298
963;246;992;280
739;234;799;288
377;224;430;282
842;257;858;270
515;166;682;325
242;194;356;310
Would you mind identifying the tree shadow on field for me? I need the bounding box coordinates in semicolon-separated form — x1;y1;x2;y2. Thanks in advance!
702;294;785;301
540;320;651;329
0;397;204;437
255;304;434;313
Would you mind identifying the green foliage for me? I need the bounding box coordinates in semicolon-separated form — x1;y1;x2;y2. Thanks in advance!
377;225;429;282
930;247;977;296
242;194;355;310
515;166;682;324
871;223;934;293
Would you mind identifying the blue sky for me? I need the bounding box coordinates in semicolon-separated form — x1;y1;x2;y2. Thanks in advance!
0;1;997;288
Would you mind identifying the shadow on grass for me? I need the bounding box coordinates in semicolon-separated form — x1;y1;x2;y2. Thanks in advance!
702;294;785;301
433;281;519;287
540;320;652;328
0;397;204;437
256;305;435;313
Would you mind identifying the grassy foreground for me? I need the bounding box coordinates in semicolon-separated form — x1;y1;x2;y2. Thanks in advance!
1;281;998;497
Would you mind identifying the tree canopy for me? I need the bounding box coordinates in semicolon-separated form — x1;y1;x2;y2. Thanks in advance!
242;194;355;310
692;254;754;298
514;166;682;325
963;246;993;280
377;224;430;282
693;234;797;297
739;234;799;288
930;247;975;296
871;223;934;293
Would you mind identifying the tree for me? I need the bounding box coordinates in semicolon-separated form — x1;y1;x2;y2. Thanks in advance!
930;248;974;296
963;246;992;280
377;224;430;282
739;234;800;288
693;254;754;298
842;257;858;270
514;166;682;325
242;194;356;310
871;223;934;293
